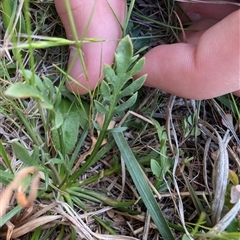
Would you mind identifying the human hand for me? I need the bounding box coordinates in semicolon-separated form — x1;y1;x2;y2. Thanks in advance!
135;2;240;99
54;0;126;94
55;1;240;99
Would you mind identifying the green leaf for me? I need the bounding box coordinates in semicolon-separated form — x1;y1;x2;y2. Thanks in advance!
2;0;27;36
94;100;108;115
182;234;192;240
52;98;83;154
113;132;174;240
4;82;53;109
11;142;36;166
52;111;64;130
20;69;40;87
0;140;13;173
150;159;162;179
5;83;44;100
34;73;45;92
0;170;14;184
115;35;134;75
229;169;239;185
49;158;65;164
104;65;118;86
100;80;111;102
42;76;55;97
31;146;40;164
71;36;146;180
115;92;138;112
119;76;146;98
0;205;22;228
40;101;54;110
94;215;117;235
0;61;16;78
128;58;145;76
92;120;102;132
185;177;212;227
107;127;128;133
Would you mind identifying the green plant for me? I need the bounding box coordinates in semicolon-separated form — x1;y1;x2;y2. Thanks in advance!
1;0;240;239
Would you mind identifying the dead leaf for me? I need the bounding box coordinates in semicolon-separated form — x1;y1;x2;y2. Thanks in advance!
230;185;240;204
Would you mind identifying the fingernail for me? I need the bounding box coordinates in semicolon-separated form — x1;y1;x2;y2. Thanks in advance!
187;11;202;21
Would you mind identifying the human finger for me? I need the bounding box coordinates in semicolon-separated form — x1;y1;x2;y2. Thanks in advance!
178;1;239;21
136;9;240;100
54;0;126;94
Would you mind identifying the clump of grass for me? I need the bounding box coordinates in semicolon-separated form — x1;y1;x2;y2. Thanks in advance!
0;0;240;239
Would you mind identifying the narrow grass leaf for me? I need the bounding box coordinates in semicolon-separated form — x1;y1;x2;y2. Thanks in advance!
108;127;128;133
0;205;22;227
0;170;14;185
2;0;27;36
184;175;212;227
0;141;13;173
94;216;117;235
113;132;174;240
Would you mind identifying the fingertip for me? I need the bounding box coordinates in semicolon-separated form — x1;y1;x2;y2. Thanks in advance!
233;90;240;97
54;0;126;94
66;50;103;95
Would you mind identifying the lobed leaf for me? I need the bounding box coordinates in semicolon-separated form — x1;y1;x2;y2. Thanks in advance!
119;75;146;98
100;80;111;102
115;92;138;112
115;35;134;75
127;57;145;76
94;100;109;115
104;65;118;86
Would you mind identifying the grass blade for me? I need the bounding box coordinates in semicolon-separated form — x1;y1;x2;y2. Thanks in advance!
0;141;13;174
113;132;174;240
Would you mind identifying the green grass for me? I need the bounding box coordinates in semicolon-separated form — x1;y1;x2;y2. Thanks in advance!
0;0;240;239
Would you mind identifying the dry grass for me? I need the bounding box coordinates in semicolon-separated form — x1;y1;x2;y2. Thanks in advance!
0;0;239;239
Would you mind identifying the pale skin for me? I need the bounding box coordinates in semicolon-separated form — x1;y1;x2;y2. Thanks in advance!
54;0;240;100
